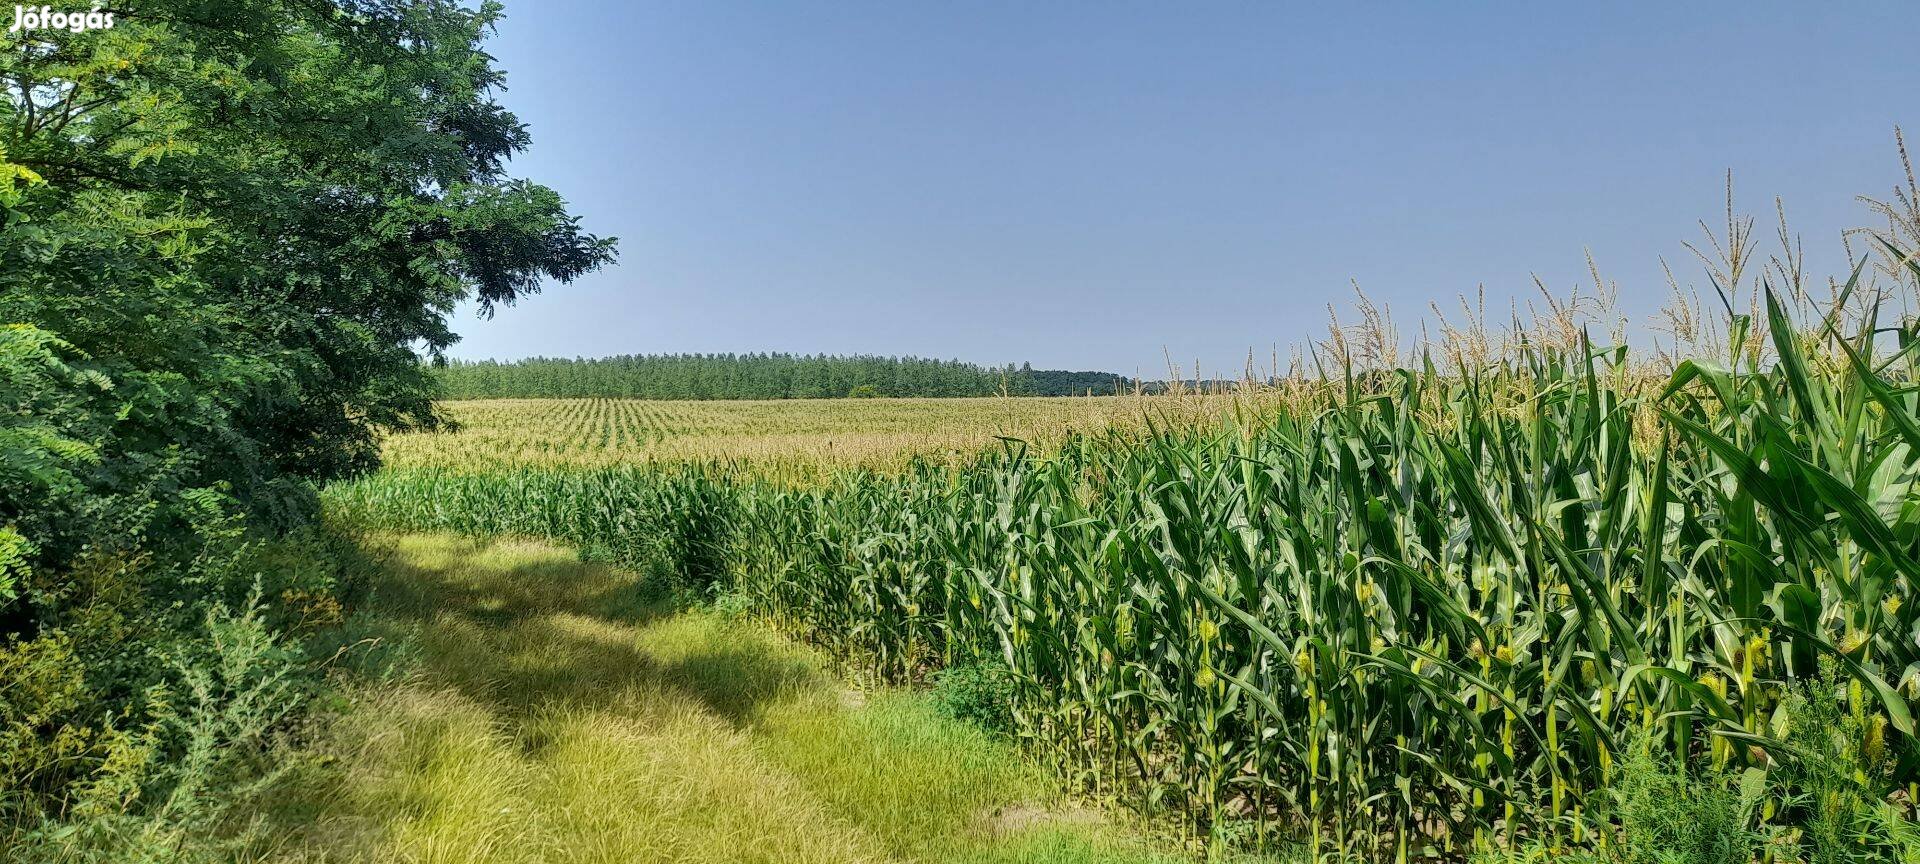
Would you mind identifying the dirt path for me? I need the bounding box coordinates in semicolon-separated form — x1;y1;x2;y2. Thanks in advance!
255;534;1175;864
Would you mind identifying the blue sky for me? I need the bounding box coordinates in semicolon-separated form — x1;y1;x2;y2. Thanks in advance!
457;1;1916;378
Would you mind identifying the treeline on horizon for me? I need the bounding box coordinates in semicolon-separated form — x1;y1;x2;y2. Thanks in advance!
435;354;1140;399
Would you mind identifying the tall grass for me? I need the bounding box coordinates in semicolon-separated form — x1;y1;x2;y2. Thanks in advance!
329;181;1920;860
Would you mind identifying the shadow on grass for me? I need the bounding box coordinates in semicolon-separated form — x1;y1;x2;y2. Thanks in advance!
357;533;822;730
270;533;1185;864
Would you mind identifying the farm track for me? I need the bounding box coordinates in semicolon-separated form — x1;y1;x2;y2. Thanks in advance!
262;533;1176;864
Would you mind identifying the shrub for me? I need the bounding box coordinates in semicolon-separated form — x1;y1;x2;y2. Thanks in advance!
930;661;1016;735
1605;735;1764;864
1776;663;1912;864
7;593;311;863
713;588;755;620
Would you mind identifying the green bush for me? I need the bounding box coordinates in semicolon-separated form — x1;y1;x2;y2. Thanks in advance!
1604;736;1764;864
1777;664;1913;864
713;588;755;620
2;0;609;848
7;594;311;863
930;661;1016;735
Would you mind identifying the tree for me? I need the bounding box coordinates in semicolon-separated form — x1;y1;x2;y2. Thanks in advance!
435;354;1027;399
2;0;615;543
0;0;615;823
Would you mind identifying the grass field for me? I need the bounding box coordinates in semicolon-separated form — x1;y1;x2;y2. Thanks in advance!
382;395;1257;475
260;534;1190;864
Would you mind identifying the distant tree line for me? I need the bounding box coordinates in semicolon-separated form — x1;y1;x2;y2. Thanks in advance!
435;354;1139;399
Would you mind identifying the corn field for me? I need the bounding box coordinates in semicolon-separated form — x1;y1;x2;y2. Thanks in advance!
332;266;1920;859
383;394;1245;477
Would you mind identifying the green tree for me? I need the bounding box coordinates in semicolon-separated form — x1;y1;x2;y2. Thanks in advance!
2;0;613;549
0;0;614;833
431;353;1142;400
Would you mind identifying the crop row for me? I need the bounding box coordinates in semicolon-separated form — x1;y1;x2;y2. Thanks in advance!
331;291;1920;860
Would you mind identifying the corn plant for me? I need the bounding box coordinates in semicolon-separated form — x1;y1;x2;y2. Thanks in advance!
328;232;1920;862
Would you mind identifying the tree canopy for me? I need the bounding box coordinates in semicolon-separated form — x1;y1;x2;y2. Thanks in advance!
0;0;613;830
2;0;614;570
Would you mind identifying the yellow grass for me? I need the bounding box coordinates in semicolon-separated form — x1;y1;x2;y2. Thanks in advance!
251;533;1186;864
381;395;1264;475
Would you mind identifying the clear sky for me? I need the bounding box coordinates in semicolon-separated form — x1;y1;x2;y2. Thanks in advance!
454;1;1916;378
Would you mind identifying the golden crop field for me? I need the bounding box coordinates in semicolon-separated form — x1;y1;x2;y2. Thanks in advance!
382;394;1259;474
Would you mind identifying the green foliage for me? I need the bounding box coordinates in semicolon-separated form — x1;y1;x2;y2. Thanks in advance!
1469;844;1583;864
434;353;1138;399
1605;736;1764;864
930;662;1017;735
0;527;32;604
330;243;1920;859
1;0;610;844
713;587;756;620
3;0;615;514
0;632;99;811
0;144;44;212
0;326;107;588
8;595;310;863
1016;367;1137;396
0;526;365;846
1777;663;1913;864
